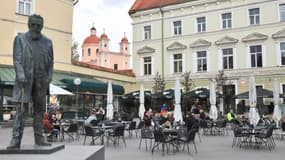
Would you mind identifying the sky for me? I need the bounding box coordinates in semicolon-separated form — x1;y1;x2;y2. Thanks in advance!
72;0;135;52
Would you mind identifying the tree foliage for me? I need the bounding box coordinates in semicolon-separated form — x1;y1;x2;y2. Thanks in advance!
71;39;79;61
215;70;227;93
152;72;165;94
180;71;195;93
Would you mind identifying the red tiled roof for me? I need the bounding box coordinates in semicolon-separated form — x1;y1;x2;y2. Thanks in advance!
129;0;192;14
100;33;108;39
121;37;128;43
83;35;99;44
71;60;136;77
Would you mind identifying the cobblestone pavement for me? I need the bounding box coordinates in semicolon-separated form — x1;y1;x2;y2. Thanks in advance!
0;126;284;160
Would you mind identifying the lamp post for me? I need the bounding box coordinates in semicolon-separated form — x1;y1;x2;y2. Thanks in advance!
74;78;81;119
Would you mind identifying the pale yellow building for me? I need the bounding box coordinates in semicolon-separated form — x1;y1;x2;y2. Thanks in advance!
0;0;136;119
129;0;285;113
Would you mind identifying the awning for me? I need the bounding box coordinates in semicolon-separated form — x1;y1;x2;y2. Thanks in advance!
184;88;222;98
0;67;15;85
0;66;125;95
61;78;125;95
122;90;151;99
235;87;283;99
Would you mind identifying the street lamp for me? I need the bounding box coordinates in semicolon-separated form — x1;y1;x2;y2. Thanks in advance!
73;78;81;119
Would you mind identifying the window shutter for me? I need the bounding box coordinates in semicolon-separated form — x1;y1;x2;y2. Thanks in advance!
169;54;174;74
276;43;281;66
233;47;237;69
192;52;197;73
207;50;210;72
218;48;222;70
151;56;155;75
182;53;186;73
140;57;144;76
262;45;266;67
246;46;250;68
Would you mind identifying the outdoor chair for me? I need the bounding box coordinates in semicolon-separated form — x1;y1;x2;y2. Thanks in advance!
139;127;154;151
231;126;249;148
83;126;104;145
126;121;137;137
191;122;201;142
151;129;175;156
255;125;275;150
107;125;126;147
174;128;197;154
281;122;285;140
135;121;144;137
63;123;79;142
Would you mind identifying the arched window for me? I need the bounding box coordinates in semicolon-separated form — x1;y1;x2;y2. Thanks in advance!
88;48;91;56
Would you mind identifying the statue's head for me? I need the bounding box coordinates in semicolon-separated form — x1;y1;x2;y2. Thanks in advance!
28;14;43;40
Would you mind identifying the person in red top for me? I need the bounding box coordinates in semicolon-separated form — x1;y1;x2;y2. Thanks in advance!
43;112;59;141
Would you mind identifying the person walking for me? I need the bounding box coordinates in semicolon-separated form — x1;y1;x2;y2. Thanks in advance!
7;14;54;149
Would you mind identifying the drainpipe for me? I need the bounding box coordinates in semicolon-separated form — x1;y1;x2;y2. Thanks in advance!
159;7;165;78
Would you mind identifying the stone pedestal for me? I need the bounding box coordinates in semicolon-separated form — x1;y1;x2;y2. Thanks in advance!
0;145;104;160
0;144;65;154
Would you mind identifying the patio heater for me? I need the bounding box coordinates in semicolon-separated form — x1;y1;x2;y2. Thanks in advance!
74;78;81;118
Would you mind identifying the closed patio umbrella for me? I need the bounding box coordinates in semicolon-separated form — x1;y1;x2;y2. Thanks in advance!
209;80;218;120
173;78;183;123
106;81;113;120
248;76;260;127
272;79;282;127
138;84;145;120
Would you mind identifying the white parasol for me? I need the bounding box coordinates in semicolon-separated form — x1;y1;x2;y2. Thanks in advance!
106;81;114;120
248;76;260;127
209;80;218;120
138;84;145;120
173;77;183;123
272;79;282;127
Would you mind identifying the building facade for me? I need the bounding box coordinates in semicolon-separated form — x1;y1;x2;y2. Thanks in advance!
0;0;136;120
81;27;131;71
129;0;285;113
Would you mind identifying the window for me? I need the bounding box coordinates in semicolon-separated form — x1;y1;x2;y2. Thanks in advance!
197;17;206;32
173;20;182;36
282;84;285;102
280;4;285;21
197;51;207;72
144;25;151;40
250;45;262;67
17;0;32;15
222;48;233;69
173;54;182;73
280;42;285;65
114;64;118;70
249;8;260;25
88;48;91;56
222;13;232;29
143;56;152;75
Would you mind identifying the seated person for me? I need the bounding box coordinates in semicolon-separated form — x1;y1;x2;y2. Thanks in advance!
159;110;172;128
143;109;153;127
43;112;59;140
227;109;236;122
84;109;97;127
184;112;197;131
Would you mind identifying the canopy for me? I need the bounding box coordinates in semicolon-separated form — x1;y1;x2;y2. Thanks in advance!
61;78;124;95
122;90;151;100
151;89;175;99
49;83;73;95
236;87;275;99
184;88;221;99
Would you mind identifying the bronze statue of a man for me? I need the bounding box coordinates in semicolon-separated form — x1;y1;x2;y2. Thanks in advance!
7;14;54;149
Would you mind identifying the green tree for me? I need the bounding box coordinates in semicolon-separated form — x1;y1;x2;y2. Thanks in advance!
152;72;165;93
180;71;195;93
71;39;79;61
